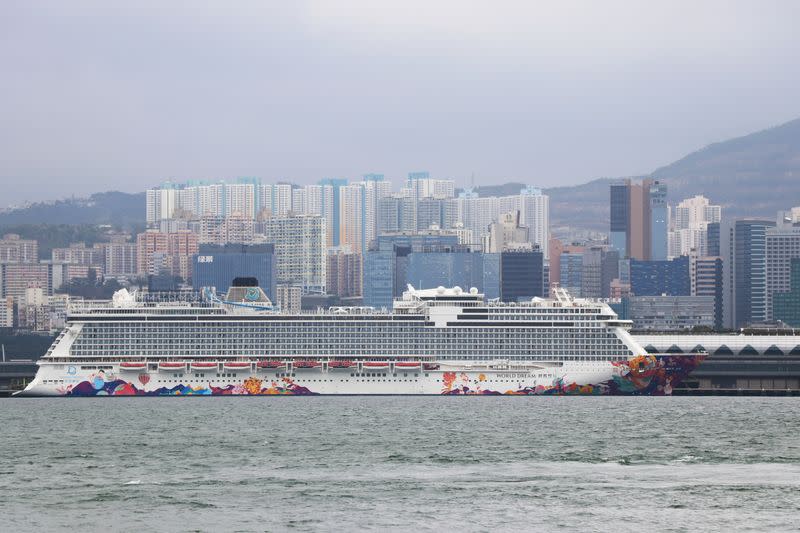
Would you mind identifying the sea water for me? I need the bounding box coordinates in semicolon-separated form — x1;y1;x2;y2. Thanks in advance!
1;397;799;532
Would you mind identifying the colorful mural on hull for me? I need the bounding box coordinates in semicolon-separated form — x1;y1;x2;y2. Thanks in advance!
64;373;317;396
439;355;706;396
57;354;704;396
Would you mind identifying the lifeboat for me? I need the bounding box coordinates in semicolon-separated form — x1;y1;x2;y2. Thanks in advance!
158;362;187;371
191;362;218;370
329;360;354;369
293;360;321;369
119;362;147;370
223;362;252;370
422;363;440;371
363;361;389;369
394;362;421;369
257;360;284;369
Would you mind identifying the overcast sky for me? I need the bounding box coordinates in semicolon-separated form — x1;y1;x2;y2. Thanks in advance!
1;0;799;206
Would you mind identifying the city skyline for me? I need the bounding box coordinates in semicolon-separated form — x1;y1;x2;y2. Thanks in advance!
2;1;799;205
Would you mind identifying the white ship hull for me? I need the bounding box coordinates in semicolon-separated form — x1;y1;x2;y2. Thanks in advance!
20;355;704;396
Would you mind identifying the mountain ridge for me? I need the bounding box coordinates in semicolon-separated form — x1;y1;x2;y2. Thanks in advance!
3;117;799;234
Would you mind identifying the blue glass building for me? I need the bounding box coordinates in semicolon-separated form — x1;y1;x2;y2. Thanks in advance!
630;256;690;296
649;181;668;260
559;252;583;296
192;244;277;300
500;250;544;302
363;233;499;309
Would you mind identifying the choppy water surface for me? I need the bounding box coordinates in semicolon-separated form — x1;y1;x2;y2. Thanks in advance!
1;397;799;532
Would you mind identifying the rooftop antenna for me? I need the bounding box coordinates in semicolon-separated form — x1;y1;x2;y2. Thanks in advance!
470;172;476;189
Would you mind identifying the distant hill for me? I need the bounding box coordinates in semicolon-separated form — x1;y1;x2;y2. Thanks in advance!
546;118;800;232
0;191;145;228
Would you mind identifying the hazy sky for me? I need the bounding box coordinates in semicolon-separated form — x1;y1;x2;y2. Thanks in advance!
1;0;799;206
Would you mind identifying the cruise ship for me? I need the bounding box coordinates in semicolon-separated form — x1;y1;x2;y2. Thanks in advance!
19;281;704;396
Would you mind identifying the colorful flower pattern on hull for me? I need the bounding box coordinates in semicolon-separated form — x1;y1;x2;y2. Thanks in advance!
440;355;706;396
65;375;316;396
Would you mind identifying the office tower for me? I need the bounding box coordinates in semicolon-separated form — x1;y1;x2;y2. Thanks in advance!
693;256;723;330
629;256;691;296
0;234;39;263
559;250;585;297
500;249;545;302
765;221;800;321
707;222;721;257
580;247;619;298
260;215;327;294
773;258;800;327
669;195;722;257
609;183;630;257
650;181;668;260
628;296;715;331
609;179;666;260
326;248;362;298
363;233;462;309
484;211;529;253
405;250;499;301
721;219;776;328
192;244;277;300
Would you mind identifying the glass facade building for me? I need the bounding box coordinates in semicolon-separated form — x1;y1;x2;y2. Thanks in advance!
500;250;544;302
630;256;690;296
773;258;800;327
192;244;277;300
734;220;775;327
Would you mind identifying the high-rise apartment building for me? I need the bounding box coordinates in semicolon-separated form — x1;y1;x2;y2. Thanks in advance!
0;234;39;263
51;243;105;273
669;195;722;258
316;179;347;247
199;214;255;245
405;172;456;200
96;236;138;276
136;230;198;282
326;248;362;298
260;215;327;294
457;187;549;253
